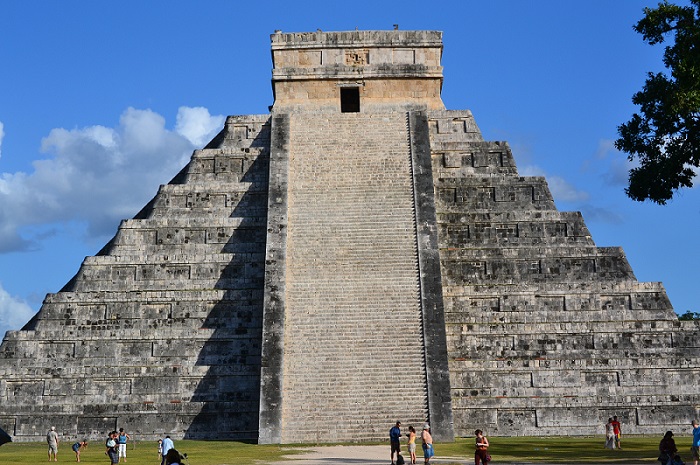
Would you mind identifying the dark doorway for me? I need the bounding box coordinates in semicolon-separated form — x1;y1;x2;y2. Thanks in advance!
340;87;360;113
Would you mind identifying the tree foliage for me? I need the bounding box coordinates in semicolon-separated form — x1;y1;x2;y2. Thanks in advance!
616;0;700;204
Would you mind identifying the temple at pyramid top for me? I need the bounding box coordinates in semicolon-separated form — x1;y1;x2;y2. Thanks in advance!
270;30;445;112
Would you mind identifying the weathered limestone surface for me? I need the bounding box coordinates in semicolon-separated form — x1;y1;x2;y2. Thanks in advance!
282;111;426;442
271;30;444;112
1;30;699;443
0;115;271;441
427;110;700;435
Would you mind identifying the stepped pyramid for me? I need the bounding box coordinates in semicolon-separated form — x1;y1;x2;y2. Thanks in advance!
1;30;699;443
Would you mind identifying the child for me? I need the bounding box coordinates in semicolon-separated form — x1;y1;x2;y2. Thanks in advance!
72;440;87;462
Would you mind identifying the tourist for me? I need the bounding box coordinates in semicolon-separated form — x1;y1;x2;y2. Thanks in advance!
605;417;615;449
692;420;700;465
117;428;130;462
611;415;622;449
105;431;119;465
390;421;402;465
165;448;185;465
71;440;87;462
158;439;163;463
47;426;59;462
421;424;434;465
161;435;175;465
659;430;677;465
474;429;490;464
406;425;417;465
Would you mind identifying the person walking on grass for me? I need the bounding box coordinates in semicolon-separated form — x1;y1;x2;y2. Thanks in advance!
605;417;615;449
161;435;174;465
611;415;622;449
106;431;119;465
474;429;490;465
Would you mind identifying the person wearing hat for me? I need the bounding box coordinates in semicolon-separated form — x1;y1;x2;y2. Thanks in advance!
659;431;677;465
47;426;59;462
420;424;433;465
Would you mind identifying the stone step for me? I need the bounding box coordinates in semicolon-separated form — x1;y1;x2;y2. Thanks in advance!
278;111;428;442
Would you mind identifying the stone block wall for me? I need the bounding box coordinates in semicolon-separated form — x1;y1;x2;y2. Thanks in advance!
0;115;271;442
271;30;444;112
429;109;700;437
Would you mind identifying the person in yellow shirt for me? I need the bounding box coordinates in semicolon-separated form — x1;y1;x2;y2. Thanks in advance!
406;426;417;465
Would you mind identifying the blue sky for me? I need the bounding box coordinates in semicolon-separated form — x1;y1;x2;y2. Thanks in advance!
0;0;697;337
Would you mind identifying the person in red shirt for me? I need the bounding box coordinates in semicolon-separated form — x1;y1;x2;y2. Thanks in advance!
611;416;622;449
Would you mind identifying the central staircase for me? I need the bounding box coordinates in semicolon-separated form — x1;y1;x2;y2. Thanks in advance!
280;112;428;442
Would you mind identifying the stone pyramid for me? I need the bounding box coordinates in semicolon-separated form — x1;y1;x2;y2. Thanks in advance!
1;30;699;444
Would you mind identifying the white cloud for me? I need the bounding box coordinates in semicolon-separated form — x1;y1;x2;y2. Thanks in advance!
175;107;225;147
580;139;636;188
0;283;36;337
0;106;224;252
520;165;590;203
595;139;616;160
0;121;4;159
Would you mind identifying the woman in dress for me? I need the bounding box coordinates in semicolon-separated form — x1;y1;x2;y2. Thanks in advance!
605;418;615;449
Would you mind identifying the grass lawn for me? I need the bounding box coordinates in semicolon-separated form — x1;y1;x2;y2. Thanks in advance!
0;440;304;465
438;435;693;464
0;435;691;464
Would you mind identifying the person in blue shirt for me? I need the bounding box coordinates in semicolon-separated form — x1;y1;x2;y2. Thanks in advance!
71;440;87;462
161;436;174;465
117;428;131;463
390;421;402;465
692;420;700;465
